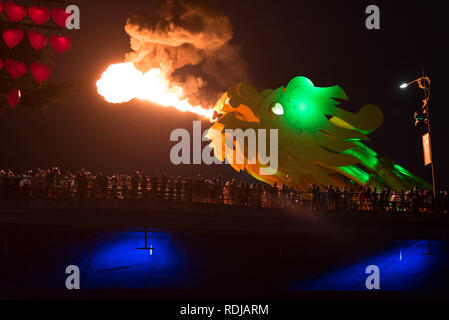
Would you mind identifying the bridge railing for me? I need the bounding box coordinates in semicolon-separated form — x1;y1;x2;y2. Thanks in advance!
0;177;446;214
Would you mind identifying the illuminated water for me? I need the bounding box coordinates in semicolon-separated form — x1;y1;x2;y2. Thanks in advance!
1;228;448;295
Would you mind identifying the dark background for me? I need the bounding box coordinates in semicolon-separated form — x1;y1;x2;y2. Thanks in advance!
0;0;447;187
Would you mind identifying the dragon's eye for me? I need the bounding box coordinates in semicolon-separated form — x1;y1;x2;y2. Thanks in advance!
270;102;284;116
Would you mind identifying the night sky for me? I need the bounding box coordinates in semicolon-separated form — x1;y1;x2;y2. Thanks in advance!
0;0;447;187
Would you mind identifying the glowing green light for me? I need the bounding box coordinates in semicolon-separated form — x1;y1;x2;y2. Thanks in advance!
394;164;411;176
342;141;379;170
298;102;307;112
339;165;370;185
393;164;432;189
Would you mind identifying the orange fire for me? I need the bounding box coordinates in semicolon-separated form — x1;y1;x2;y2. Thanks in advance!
96;62;214;120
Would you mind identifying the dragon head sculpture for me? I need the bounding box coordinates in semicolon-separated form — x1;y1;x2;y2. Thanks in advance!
207;76;430;191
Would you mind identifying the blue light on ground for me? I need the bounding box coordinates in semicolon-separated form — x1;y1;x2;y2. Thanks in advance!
80;231;179;289
294;240;445;291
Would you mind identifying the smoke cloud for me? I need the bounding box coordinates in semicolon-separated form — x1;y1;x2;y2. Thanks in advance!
124;0;249;107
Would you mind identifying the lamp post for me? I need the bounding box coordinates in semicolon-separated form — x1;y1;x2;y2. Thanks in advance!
400;70;436;198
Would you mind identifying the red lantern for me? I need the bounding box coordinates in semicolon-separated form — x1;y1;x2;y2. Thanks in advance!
51;8;70;28
4;58;27;80
49;35;72;54
0;58;4;71
28;6;51;25
30;62;51;83
28;30;47;51
7;88;21;109
2;28;25;49
0;2;3;14
5;1;27;22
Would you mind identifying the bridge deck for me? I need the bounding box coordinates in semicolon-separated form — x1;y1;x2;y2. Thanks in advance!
1;199;448;239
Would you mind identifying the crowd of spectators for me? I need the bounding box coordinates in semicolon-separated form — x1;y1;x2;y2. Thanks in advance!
0;167;448;214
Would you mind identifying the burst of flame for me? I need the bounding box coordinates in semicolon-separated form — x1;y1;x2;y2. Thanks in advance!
96;62;214;120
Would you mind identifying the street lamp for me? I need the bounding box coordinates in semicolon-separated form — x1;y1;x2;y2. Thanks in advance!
400;70;436;198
